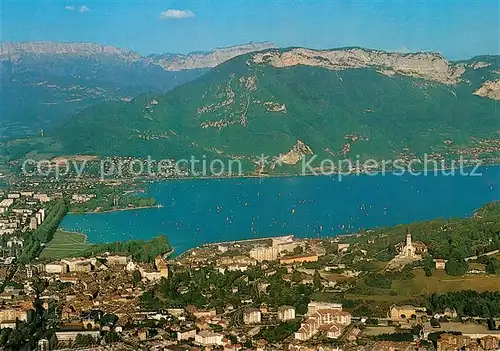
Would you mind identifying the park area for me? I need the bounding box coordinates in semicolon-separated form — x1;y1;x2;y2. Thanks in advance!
39;230;92;260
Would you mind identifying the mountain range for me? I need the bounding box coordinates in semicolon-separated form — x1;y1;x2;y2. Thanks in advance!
2;43;499;175
0;41;275;137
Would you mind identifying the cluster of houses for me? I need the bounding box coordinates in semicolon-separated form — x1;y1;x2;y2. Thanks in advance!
249;236;320;265
437;333;500;351
0;191;48;237
294;302;352;341
42;253;169;282
0;252;175;349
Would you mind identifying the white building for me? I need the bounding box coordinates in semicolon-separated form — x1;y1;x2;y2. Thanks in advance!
34;194;51;203
177;329;196;341
243;308;261;324
249;246;279;262
194;330;223;346
6;237;23;248
45;262;68;274
307;301;343;315
106;255;131;265
0;199;14;214
278;306;296;321
35;212;43;225
295;308;351;341
55;331;100;342
29;217;38;230
62;258;94;272
38;208;45;222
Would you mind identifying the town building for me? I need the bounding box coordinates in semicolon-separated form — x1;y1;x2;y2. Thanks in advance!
106;254;132;265
0;199;14;214
0;308;28;324
397;229;428;258
177;328;196;341
34;194;51;203
45;262;68;274
6;237;23;248
434;259;447;269
38;208;45;222
320;323;343;339
243;308;262;324
155;256;169;278
195;330;223;346
295;307;351;341
29;217;38;230
389;304;427;320
37;338;49;351
307;301;342;315
61;258;94;272
278;306;296;321
279;254;318;265
35;212;42;225
55;330;100;343
249;246;279;262
337;243;350;253
193;308;217;319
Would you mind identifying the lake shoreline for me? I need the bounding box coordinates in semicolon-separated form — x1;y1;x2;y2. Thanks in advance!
69;204;163;215
60;166;500;256
138;162;497;184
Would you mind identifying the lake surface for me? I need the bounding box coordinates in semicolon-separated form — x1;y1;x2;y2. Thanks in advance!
61;166;500;255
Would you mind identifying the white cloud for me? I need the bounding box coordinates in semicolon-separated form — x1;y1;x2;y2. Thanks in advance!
79;5;90;13
65;5;75;11
160;9;195;20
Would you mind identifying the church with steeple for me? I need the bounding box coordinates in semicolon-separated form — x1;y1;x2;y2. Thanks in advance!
397;228;428;258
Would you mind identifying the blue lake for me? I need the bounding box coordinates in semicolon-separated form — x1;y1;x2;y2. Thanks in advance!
61;167;500;255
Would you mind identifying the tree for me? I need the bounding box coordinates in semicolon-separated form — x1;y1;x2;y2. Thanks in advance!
74;334;95;347
427;291;500;318
104;331;120;343
422;255;435;276
313;270;322;291
291;270;302;283
132;270;142;284
487;318;496;331
485;258;499;274
0;329;11;347
100;314;118;326
430;317;441;328
445;258;468;276
293;246;304;255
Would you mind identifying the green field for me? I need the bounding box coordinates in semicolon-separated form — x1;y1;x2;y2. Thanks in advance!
346;268;500;302
39;230;93;260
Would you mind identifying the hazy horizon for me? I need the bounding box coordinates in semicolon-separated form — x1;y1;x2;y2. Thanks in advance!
2;0;499;60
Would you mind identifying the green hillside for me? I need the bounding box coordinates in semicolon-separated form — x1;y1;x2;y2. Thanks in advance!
0;55;206;137
10;48;500;174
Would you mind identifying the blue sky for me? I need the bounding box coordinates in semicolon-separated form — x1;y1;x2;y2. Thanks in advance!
2;0;499;59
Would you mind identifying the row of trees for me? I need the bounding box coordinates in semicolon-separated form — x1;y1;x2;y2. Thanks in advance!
80;235;171;263
20;199;68;262
427;291;500;317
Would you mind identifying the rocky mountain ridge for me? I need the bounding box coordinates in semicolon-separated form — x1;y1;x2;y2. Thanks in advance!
0;41;276;71
1;41;134;56
251;47;466;85
145;42;277;71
